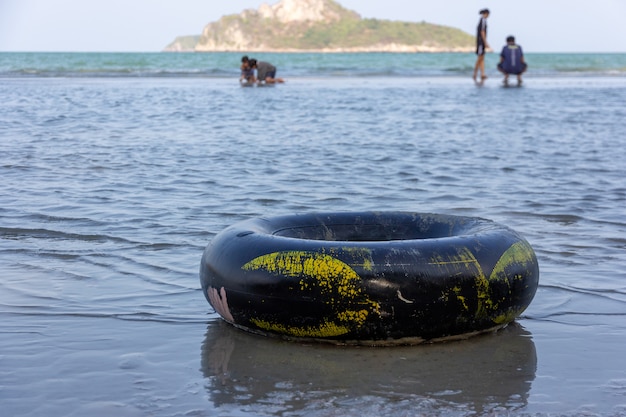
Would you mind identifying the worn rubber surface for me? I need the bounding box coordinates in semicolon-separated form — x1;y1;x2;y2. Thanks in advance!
200;212;539;345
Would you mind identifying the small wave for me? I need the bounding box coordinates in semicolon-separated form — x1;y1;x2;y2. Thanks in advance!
1;309;208;324
1;68;236;79
0;226;133;244
541;283;626;300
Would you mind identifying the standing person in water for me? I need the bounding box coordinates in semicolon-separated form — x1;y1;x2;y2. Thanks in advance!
248;59;285;84
473;8;490;83
497;36;528;86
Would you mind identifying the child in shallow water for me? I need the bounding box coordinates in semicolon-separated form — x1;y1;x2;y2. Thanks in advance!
240;55;255;84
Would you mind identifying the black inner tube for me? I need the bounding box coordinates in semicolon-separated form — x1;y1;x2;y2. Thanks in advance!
201;212;539;345
270;213;480;242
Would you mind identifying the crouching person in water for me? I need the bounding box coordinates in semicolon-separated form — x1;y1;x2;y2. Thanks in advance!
249;59;285;84
497;36;528;86
240;56;256;84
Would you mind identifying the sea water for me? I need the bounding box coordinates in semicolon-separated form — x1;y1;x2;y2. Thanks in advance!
1;52;625;416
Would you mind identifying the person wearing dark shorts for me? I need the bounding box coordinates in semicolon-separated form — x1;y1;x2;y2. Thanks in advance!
497;36;528;86
473;8;490;83
249;59;285;84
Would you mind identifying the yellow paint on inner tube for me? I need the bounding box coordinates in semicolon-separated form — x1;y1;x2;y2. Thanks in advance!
490;241;536;281
489;240;537;324
242;251;380;338
452;286;469;311
432;241;535;323
430;248;492;318
249;318;350;339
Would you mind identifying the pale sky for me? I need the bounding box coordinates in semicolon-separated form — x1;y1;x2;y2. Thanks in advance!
1;0;625;53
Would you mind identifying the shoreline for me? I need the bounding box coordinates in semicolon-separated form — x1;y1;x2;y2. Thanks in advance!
167;46;476;53
2;74;626;84
2;52;625;80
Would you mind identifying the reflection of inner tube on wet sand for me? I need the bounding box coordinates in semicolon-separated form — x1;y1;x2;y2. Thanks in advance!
200;212;539;345
201;320;537;414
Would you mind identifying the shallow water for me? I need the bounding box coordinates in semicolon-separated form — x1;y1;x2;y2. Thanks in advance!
1;75;626;416
2;52;626;78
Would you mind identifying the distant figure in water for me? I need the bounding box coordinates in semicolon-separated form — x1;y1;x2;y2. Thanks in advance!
497;36;528;86
240;55;255;84
249;59;285;84
473;8;490;83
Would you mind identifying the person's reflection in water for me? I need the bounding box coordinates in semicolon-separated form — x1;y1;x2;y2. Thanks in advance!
201;320;537;415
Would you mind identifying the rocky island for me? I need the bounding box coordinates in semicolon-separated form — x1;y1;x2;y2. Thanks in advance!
164;0;474;53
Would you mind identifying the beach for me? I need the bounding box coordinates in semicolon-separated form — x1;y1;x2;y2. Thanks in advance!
1;53;626;416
